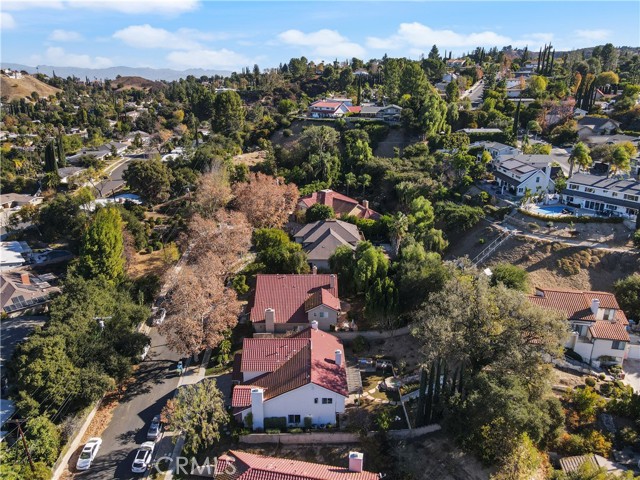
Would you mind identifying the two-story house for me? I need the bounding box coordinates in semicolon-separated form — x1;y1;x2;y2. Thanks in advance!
528;287;630;366
308;99;361;118
562;173;639;221
231;325;348;429
294;219;362;271
250;274;345;333
297;189;381;221
492;154;554;196
359;104;402;122
470;141;521;160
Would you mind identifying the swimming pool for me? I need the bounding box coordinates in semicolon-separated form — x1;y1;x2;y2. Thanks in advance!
529;205;575;217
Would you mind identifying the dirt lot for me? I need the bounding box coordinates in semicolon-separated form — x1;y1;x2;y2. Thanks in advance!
126;248;168;279
232;150;267;167
446;221;640;293
350;334;423;373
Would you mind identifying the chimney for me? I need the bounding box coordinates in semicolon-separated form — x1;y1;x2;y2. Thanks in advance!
311;320;319;330
362;199;369;209
312;265;318;275
265;308;275;333
329;274;335;290
250;388;265;430
20;273;30;285
335;349;342;366
348;452;364;473
591;299;600;316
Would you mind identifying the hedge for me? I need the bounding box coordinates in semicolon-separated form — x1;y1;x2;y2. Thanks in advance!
518;208;624;224
264;417;287;430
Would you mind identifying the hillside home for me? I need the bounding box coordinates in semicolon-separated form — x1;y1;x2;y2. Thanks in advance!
562;173;639;220
58;166;86;185
231;325;348;429
250;274;345;333
529;288;630;366
298;189;381;220
0;193;42;211
457;127;503;135
359;104;402;121
0;241;32;270
492;154;554;196
1;271;59;317
470;141;521;160
577;116;620;139
308;99;360;118
294;219;362;271
208;451;378;480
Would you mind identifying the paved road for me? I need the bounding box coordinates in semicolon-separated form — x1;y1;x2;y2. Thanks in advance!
73;327;182;480
94;154;145;199
461;79;484;107
0;315;47;370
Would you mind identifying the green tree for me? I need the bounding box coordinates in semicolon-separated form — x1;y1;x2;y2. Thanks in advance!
36;193;90;246
212;90;245;135
277;99;297;116
445;81;459;103
305;204;335;222
25;416;61;466
344;172;357;196
358;173;372;195
609;144;631;174
354;241;389;293
491;263;530;291
614;274;640;322
365;277;399;329
253;228;309;274
569;142;592;176
329;245;357;295
435;202;485;233
123;159;173;204
527;75;548;97
56;134;66;167
407;196;435;242
78;207;125;283
343;129;372;170
396;241;450;310
161;379;227;455
490;433;543;480
44;140;58;174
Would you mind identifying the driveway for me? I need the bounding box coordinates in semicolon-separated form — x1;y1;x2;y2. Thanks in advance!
72;327;182;480
623;359;640;393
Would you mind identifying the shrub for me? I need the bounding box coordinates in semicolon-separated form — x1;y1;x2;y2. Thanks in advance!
491;263;529;291
599;382;612;396
304;416;312;429
264;417;287;430
266;429;281;434
518;208;624;224
283;129;293;137
478;238;485;244
585;377;596;387
232;275;250;295
289;428;303;433
351;335;369;354
598;373;606;381
634;230;640;249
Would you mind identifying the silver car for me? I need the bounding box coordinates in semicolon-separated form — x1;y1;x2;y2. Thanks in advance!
147;415;162;441
131;441;154;473
76;437;102;470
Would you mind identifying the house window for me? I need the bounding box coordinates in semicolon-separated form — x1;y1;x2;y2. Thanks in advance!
604;309;615;320
612;192;618;197
624;194;639;202
573;324;588;337
536;177;540;183
314;398;318;404
319;311;328;318
288;415;301;424
584;187;595;193
322;398;333;404
569;184;579;190
612;341;626;350
606;204;616;211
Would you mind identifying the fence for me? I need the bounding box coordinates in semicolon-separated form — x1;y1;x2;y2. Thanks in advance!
239;424;441;445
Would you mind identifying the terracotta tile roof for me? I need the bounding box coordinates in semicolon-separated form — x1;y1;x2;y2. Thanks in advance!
229;450;379;480
250;275;339;325
528;288;627;324
298;190;380;220
347;106;362;114
589;321;630;342
232;328;348;408
305;289;341;312
240;338;310;372
310;100;344;108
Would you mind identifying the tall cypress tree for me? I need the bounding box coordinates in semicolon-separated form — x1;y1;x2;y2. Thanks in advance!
44;141;58;174
513;100;521;137
56;134;65;167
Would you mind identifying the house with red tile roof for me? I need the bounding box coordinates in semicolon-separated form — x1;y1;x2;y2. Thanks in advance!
308;99;360;118
528;287;630;366
250;274;344;332
298;190;381;221
208;450;378;480
231;325;348;430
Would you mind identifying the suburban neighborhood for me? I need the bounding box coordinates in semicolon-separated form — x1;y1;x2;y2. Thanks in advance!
1;2;640;480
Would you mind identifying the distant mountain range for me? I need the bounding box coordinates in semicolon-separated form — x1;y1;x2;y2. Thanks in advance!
1;63;231;82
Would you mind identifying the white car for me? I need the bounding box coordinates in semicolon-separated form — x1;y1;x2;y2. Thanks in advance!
131;441;155;473
76;437;102;470
153;308;166;325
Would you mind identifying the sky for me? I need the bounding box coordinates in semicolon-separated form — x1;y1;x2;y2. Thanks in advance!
1;0;639;72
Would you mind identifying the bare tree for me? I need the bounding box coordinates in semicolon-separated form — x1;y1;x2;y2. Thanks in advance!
194;168;232;218
233;173;299;229
160;266;242;358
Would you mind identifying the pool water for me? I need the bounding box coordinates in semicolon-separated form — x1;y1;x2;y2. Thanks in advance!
530;205;575;217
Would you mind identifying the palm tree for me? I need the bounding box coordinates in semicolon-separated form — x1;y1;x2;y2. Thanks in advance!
344;172;357;196
569;142;591;176
358;173;372;196
389;212;409;257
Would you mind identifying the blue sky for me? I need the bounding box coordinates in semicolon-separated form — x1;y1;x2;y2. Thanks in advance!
1;1;638;71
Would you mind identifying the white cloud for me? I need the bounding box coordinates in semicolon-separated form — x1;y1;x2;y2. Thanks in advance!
167;49;252;71
49;29;83;42
575;29;611;41
39;47;112;69
113;24;202;50
1;12;17;30
3;0;198;14
277;29;366;59
367;23;553;52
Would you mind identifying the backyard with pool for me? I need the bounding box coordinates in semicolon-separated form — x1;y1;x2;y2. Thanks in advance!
528;204;576;217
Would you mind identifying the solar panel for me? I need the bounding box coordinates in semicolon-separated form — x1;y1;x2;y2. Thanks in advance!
14;295;25;303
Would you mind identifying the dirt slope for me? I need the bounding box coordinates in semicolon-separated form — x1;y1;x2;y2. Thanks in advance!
0;74;61;101
112;76;164;91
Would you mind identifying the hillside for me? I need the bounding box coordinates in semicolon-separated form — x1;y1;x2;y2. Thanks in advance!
0;73;61;101
111;76;165;92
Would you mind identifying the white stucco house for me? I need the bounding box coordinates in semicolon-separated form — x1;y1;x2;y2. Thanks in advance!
492;154;554;196
470;140;521;160
562;173;639;221
529;288;631;367
250;274;345;333
231;325;348;430
577;116;620;139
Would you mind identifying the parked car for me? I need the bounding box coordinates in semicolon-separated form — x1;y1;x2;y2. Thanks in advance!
131;441;155;473
147;415;162;441
153;308;166;325
176;360;184;375
76;437;102;471
140;344;150;361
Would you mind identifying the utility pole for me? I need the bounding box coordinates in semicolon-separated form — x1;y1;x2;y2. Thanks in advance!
10;419;35;472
